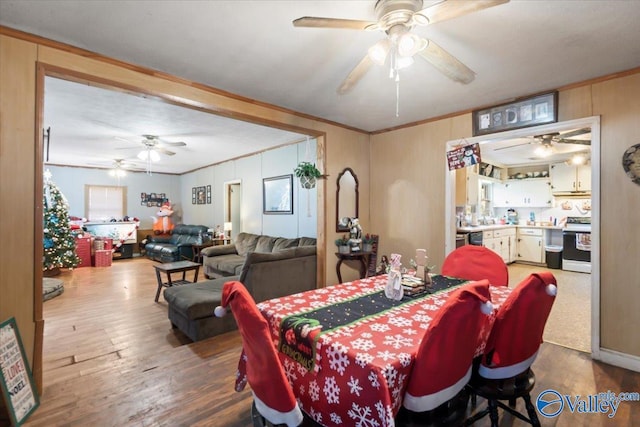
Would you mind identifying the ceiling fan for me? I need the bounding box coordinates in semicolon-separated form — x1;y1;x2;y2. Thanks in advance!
494;128;592;153
87;158;145;173
115;134;187;158
293;0;510;94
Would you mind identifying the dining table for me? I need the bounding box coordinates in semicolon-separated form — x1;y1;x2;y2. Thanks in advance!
243;274;512;427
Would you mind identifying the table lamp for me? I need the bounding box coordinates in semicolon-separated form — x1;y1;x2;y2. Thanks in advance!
224;222;233;239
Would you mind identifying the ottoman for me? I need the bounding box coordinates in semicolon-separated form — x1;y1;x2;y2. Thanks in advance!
163;276;239;341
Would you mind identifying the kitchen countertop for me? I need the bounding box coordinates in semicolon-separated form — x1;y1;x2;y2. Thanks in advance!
457;224;563;233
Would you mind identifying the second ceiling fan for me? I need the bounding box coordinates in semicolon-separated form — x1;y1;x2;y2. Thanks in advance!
293;0;509;94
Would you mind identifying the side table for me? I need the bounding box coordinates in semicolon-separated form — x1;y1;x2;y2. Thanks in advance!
153;260;200;302
191;241;214;263
335;251;371;284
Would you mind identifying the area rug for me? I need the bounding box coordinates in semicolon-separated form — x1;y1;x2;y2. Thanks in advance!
43;277;64;301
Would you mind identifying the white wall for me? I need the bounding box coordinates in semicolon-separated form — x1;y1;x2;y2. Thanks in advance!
46;165;181;229
180;139;318;238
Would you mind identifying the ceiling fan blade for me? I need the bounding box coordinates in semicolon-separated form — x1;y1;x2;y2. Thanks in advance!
158;139;187;147
417;39;475;84
154;147;176;156
415;0;510;26
555;138;591;145
293;17;377;31
557;128;591;139
337;54;374;95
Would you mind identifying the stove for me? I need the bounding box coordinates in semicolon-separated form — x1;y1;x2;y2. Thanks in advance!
564;216;592;232
562;217;591;273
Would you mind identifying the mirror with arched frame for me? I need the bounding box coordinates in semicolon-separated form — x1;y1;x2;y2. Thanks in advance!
336;167;359;232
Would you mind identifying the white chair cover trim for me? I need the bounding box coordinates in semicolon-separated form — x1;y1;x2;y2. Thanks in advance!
478;349;539;379
253;392;304;427
403;366;472;412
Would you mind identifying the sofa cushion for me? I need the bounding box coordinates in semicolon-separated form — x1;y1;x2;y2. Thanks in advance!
299;237;317;247
273;237;300;252
234;232;260;257
207;253;245;275
255;235;278;253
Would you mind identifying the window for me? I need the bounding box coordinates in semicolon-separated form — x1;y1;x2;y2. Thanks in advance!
85;185;126;221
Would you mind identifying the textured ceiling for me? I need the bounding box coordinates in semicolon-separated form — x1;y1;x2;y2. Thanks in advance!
2;1;639;171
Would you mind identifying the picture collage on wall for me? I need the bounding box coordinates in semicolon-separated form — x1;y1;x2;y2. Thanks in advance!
192;185;211;205
141;192;168;207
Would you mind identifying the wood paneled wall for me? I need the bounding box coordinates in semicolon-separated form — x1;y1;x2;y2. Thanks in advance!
370;74;640;360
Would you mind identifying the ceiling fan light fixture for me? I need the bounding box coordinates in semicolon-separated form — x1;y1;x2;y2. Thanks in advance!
411;12;429;26
368;39;391;65
137;149;160;162
535;144;553;157
569;153;587;165
109;168;126;177
396;55;414;70
397;32;426;57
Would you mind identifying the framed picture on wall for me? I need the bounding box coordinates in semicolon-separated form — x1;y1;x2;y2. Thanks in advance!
196;186;206;205
263;174;293;214
192;187;196;204
206;185;211;204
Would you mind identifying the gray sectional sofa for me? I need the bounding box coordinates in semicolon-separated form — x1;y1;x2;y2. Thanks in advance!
163;232;317;341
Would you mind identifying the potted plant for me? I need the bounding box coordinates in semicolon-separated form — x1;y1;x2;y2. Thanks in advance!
335;234;350;254
294;161;327;189
361;234;375;252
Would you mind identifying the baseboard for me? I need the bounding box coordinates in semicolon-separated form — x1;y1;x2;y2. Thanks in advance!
596;348;640;373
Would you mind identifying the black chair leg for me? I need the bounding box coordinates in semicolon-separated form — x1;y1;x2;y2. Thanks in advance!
471;393;477;406
488;399;500;427
523;393;541;426
509;398;516;407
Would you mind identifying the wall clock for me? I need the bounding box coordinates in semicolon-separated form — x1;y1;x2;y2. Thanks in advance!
622;143;640;186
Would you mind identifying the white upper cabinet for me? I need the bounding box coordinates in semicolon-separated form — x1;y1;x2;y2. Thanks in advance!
492;179;551;207
550;162;591;194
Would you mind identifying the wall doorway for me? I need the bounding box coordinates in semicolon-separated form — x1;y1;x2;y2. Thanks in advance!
444;116;601;358
225;180;241;241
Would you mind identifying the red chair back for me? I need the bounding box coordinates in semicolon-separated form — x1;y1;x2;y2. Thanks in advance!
442;245;509;286
479;272;557;379
403;280;493;412
218;281;303;427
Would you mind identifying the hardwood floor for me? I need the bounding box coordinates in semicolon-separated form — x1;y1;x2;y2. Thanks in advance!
19;257;639;426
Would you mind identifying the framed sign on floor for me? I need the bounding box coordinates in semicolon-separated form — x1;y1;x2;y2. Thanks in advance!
0;317;39;426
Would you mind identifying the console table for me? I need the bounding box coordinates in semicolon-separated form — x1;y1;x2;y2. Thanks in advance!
335;251;371;283
153;260;200;302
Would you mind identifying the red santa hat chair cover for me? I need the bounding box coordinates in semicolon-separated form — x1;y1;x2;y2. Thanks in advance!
401;280;493;421
441;245;509;287
465;271;557;426
215;281;303;427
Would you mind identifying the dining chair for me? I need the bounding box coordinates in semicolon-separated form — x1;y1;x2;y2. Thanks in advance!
214;281;304;427
441;245;509;286
464;272;557;426
397;279;494;427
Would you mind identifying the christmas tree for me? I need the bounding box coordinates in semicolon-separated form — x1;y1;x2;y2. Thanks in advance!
43;171;80;271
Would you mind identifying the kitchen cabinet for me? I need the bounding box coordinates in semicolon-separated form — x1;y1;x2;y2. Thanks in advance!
483;228;516;263
492;179;551;207
550;162;591;194
455;166;479;206
517;227;544;263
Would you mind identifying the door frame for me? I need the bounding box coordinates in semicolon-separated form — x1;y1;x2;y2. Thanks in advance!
444;115;601;358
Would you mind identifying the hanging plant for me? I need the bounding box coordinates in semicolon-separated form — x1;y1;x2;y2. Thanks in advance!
294;162;327;189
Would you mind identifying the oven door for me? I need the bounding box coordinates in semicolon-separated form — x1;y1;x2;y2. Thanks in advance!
562;230;591;262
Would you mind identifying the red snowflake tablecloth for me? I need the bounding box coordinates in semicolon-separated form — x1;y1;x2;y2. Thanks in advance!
240;275;512;427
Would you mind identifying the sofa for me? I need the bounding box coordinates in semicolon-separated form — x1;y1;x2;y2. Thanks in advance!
144;224;209;263
200;232;317;279
163;232;317;341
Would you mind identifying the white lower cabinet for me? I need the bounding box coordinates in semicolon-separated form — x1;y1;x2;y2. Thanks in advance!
517;228;544;263
483;227;516;263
